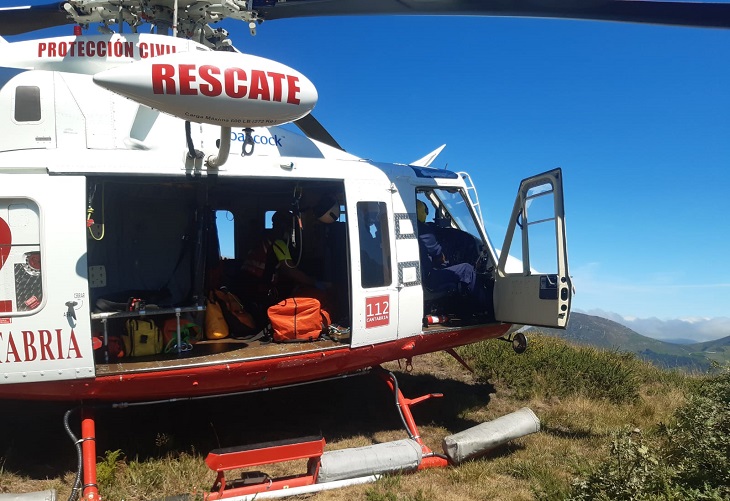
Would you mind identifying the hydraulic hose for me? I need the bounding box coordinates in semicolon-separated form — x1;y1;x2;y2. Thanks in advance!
388;370;416;441
64;408;83;501
185;121;196;159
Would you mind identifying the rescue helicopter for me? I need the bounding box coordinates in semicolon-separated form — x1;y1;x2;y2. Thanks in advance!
1;1;728;500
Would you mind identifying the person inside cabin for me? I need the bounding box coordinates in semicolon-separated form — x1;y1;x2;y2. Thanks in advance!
312;194;341;226
304;192;350;320
241;209;329;304
300;193;341;271
416;199;486;313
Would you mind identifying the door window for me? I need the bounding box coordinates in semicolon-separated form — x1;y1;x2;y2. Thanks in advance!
357;202;391;288
502;182;558;274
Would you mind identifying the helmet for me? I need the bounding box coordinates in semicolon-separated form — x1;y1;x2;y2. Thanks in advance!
314;195;340;224
416;200;428;223
271;210;292;229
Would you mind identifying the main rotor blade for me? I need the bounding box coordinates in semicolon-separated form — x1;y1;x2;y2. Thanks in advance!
255;0;730;29
294;113;345;151
3;0;730;37
0;3;70;36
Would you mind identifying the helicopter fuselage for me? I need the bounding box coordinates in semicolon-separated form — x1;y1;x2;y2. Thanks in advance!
0;34;571;404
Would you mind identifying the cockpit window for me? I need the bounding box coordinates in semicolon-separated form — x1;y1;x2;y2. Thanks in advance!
419;189;484;244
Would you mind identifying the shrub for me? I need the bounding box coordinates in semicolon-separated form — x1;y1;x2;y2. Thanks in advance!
96;449;125;493
461;334;641;404
568;428;672;500
569;366;730;500
661;366;730;493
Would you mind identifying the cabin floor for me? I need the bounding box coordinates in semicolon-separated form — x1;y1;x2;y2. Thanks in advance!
94;316;496;377
95;335;347;376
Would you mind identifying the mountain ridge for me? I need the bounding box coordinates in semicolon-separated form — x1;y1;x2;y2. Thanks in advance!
529;313;730;371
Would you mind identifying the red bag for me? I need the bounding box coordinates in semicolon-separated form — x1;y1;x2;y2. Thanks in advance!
267;297;330;342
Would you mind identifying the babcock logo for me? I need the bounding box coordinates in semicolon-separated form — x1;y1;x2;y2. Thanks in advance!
230;131;284;147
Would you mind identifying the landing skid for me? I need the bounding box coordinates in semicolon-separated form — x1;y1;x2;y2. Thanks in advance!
196;366;451;499
60;365;538;500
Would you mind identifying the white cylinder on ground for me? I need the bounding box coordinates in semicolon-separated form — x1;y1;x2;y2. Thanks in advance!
442;407;540;464
317;439;422;483
0;491;56;501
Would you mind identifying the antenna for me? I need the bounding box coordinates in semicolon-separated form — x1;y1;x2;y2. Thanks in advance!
172;0;178;37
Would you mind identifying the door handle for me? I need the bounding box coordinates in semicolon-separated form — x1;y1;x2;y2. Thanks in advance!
65;301;78;320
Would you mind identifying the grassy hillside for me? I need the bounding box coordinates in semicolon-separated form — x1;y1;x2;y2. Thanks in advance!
533;313;722;371
691;335;730;366
0;334;727;500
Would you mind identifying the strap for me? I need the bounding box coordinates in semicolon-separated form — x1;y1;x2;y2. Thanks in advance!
272;239;291;262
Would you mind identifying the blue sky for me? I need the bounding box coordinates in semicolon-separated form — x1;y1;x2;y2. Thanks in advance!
6;6;730;341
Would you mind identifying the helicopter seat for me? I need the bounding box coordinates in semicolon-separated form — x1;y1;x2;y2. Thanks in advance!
422;281;460;315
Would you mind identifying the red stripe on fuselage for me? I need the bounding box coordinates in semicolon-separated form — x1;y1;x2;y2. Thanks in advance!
0;324;510;402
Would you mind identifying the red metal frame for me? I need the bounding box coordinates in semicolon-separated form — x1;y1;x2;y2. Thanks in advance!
204;436;325;499
375;367;450;470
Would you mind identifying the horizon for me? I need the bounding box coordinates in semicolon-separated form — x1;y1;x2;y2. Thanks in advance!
576;308;730;343
5;4;730;342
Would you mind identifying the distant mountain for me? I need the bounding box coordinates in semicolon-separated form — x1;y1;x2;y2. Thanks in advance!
599;314;730;345
690;335;730;366
529;313;723;372
656;338;699;345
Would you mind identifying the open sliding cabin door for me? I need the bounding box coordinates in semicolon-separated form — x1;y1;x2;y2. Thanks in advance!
0;174;94;385
493;168;571;328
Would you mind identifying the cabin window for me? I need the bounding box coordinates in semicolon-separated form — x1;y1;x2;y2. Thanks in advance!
0;198;43;315
264;210;277;229
14;86;42;123
216;210;235;259
357;201;391;288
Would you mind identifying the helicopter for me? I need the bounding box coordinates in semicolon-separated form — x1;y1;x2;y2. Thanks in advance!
1;1;728;500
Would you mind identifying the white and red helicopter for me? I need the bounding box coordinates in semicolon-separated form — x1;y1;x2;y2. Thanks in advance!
0;1;727;499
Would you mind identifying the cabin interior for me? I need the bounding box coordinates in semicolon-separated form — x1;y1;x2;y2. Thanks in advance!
84;175;495;372
86;175;355;371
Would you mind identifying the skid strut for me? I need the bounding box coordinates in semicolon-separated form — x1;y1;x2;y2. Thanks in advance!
81;409;100;500
374;366;450;470
69;406;100;501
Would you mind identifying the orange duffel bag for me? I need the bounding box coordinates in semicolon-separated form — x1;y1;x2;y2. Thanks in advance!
267;297;330;342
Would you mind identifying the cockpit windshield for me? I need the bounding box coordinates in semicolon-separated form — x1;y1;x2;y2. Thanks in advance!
419;188;484;245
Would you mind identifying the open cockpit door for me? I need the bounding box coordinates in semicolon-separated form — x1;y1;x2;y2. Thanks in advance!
493;168;571;328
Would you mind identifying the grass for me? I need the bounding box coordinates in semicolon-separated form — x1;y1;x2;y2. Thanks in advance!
0;333;724;501
94;449;211;500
